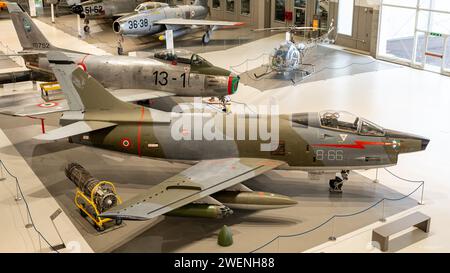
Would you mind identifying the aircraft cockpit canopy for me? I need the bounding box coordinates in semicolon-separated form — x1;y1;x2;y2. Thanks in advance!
135;2;168;12
153;50;212;67
319;111;385;136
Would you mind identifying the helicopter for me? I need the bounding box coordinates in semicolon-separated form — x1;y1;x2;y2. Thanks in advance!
252;19;335;79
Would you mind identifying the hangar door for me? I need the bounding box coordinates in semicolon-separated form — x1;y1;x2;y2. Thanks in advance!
378;0;450;76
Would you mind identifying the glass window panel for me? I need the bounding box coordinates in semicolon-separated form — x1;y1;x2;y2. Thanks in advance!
420;0;450;12
384;0;418;8
213;0;221;9
226;0;235;12
428;11;450;35
378;6;416;61
294;0;306;8
275;0;286;22
337;0;354;36
241;0;250;15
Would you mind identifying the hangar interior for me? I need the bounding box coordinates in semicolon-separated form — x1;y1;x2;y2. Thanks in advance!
0;0;449;253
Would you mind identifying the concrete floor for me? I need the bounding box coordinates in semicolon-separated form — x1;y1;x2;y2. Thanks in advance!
0;13;449;253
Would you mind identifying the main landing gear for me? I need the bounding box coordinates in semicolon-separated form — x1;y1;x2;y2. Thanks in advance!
81;15;90;33
329;170;350;193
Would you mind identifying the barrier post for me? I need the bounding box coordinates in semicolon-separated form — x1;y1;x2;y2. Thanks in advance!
328;217;336;241
15;180;22;201
373;168;379;183
0;161;5;181
380;200;386;222
419;182;425;205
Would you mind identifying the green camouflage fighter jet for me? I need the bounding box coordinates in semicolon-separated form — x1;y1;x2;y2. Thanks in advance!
37;52;429;221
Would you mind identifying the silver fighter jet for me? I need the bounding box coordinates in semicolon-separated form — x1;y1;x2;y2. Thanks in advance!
112;0;244;52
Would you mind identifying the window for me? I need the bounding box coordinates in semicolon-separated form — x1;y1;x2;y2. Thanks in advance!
359;121;385;136
241;0;250;15
213;0;220;9
226;0;235;12
275;0;286;22
337;0;354;36
320;111;359;133
294;0;306;8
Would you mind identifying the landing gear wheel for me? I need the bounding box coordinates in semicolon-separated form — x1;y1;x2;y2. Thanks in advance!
202;33;210;45
115;218;123;226
83;25;90;33
329;177;343;193
117;46;123;55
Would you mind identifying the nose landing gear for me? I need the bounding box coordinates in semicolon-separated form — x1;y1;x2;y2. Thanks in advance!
83;18;90;33
329;170;350;193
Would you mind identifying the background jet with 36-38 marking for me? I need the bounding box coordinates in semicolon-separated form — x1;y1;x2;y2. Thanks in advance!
34;51;429;221
112;0;244;53
0;2;239;117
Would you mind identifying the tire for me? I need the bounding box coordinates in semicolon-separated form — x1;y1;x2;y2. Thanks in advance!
117;47;123;55
83;25;90;33
115;218;123;226
202;33;210;45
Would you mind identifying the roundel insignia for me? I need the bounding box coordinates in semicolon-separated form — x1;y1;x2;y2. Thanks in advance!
77;63;87;71
120;138;132;148
37;102;59;108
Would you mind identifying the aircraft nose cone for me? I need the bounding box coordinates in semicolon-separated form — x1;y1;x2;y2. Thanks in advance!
71;5;83;15
421;138;430;151
385;129;429;154
227;74;240;95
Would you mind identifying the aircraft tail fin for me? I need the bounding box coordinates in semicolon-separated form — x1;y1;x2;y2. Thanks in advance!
47;51;136;113
193;0;208;7
6;2;57;51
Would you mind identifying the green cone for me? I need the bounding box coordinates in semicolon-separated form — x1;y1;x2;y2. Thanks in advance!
218;225;233;247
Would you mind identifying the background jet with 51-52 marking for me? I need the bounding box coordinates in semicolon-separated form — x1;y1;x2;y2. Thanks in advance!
37;51;429;221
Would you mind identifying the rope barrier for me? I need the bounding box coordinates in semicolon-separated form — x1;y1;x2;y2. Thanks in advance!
0;160;60;253
250;168;424;253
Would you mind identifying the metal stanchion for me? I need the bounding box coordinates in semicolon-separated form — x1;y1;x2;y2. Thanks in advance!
51;4;55;24
328;217;336;241
15;180;22;201
419;182;425;205
77;15;82;38
0;162;5;181
50;209;66;251
373;168;379;183
380;199;386;222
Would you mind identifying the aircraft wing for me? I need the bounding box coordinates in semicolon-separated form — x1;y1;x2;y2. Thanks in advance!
109;89;175;102
99;158;284;220
154;18;244;27
0;89;174;117
33;120;117;141
0;100;69;117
